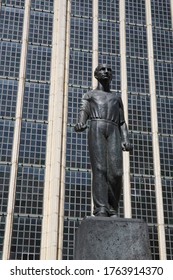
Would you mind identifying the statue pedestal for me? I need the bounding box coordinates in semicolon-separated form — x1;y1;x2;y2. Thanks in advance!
74;216;152;260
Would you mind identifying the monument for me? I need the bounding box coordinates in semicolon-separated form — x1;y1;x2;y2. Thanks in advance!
74;64;151;260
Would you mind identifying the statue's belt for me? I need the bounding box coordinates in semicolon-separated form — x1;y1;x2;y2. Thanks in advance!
90;119;118;126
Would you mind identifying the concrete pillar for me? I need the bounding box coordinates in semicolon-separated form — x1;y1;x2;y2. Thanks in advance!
170;0;173;28
57;0;71;260
145;0;166;260
88;0;99;214
119;0;131;218
2;0;31;260
92;0;99;88
40;0;70;260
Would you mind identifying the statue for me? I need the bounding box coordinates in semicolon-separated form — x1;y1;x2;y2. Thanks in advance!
75;64;131;217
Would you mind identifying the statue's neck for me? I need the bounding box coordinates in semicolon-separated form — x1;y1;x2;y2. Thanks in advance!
97;82;111;92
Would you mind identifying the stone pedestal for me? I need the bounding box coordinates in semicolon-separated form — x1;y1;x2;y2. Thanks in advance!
74;217;152;260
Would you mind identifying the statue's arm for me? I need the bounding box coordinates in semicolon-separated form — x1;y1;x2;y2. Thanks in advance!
74;110;88;132
120;122;131;151
119;96;132;151
74;93;90;132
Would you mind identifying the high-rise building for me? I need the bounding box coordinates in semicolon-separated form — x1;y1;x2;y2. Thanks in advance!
0;0;172;260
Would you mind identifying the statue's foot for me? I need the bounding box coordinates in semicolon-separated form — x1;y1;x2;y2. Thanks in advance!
93;206;109;217
109;209;118;218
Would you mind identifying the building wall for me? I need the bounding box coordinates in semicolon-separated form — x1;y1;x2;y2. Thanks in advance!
150;0;173;259
63;0;93;259
0;0;172;260
62;0;173;260
0;0;53;260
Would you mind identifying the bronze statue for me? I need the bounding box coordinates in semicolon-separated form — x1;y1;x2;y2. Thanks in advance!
75;64;131;217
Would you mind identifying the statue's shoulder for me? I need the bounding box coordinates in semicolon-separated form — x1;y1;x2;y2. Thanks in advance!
114;92;123;101
114;92;122;98
114;92;124;108
82;90;93;99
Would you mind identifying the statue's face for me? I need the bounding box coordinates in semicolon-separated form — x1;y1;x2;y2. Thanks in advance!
95;64;112;83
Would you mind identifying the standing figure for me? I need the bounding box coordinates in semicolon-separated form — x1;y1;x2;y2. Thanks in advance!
75;64;131;217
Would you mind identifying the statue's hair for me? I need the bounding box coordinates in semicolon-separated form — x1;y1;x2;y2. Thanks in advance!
94;65;101;77
94;64;112;78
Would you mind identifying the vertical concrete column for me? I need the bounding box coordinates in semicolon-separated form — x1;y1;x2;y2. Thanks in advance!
119;0;131;218
57;0;71;260
145;0;166;260
40;0;69;260
2;0;31;260
40;0;58;258
89;0;99;214
170;0;173;28
92;0;99;88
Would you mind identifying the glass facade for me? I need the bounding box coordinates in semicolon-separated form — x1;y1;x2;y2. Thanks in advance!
0;0;21;259
98;0;120;91
0;0;172;260
126;0;158;259
0;0;52;260
63;0;93;260
151;0;173;259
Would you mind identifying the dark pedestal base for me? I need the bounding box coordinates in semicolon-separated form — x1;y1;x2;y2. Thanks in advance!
74;217;152;260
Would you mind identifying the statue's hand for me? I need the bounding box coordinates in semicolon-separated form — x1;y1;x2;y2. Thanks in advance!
74;123;87;132
121;141;132;152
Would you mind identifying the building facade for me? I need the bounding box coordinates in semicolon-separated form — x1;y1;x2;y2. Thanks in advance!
0;0;172;260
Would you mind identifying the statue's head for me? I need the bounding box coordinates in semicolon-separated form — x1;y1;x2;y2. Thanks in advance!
94;64;112;84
